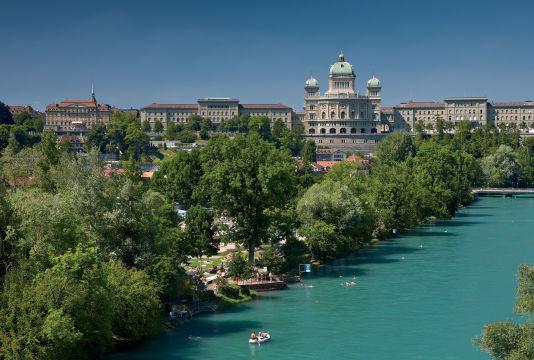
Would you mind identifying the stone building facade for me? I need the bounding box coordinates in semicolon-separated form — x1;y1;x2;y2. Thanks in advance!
140;98;293;129
387;98;534;131
301;53;388;151
8;105;44;120
45;87;114;134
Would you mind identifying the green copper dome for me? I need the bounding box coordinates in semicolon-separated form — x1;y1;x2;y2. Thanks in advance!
367;76;381;88
305;76;318;87
329;52;355;76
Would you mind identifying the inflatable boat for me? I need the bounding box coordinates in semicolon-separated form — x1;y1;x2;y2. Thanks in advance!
249;333;271;344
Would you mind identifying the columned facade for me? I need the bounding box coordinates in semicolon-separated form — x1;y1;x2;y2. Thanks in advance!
303;53;387;152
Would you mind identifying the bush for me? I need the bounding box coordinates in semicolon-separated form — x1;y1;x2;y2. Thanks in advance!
219;283;241;299
227;251;254;279
259;245;283;274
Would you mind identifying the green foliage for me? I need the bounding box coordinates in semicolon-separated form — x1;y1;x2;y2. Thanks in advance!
259;245;284;274
0;192;19;276
85;111;151;160
0;246;113;359
248;116;272;141
142;120;152;132
301;140;317;163
153;120;164;133
481;145;520;187
184;205;219;259
297;179;363;261
198;134;298;263
374;131;415;164
476;264;534;360
177;130;197;143
106;261;161;341
0;102;14;125
151;149;203;206
226;250;254;279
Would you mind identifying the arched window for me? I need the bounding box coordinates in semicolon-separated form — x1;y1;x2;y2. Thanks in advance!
340;111;346;119
309;128;315;134
340;128;347;134
350;127;357;134
360;128;366;133
329;128;336;134
371;128;377;134
320;128;326;134
321;112;326;120
330;111;335;119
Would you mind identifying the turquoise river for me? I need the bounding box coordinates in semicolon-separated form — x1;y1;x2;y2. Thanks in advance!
110;196;534;360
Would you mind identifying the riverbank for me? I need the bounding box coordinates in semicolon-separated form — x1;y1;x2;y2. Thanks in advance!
106;195;478;357
109;195;534;359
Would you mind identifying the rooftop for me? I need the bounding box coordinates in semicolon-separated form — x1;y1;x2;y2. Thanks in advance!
142;103;199;110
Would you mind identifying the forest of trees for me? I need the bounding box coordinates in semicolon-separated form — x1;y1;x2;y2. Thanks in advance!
2;109;534;358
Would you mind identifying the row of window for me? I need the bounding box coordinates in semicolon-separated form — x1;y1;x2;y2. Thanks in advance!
309;128;378;134
316;139;378;144
333;81;351;88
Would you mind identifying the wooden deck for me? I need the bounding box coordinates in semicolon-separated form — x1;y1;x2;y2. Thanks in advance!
238;280;287;292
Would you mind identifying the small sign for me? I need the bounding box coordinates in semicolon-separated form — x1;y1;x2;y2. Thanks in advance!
304;264;311;273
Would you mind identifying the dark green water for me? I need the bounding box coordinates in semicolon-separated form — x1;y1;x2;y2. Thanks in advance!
111;196;534;360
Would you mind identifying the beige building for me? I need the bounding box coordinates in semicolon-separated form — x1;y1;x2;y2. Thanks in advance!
387;97;534;132
302;53;387;151
45;87;114;134
140;98;293;129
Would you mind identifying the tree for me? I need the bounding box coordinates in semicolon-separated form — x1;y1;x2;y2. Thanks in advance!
301;140;317;163
435;117;446;140
226;250;253;279
248;116;272;141
296;179;364;261
198;134;297;263
374;131;415;164
106;260;161;342
259;245;284;275
185;115;202;132
142;120;152;133
85;124;108;153
0;246;114;359
151;150;203;206
481;145;520;187
0;192;19;276
124;123;150;160
476;264;534;360
153;120;164;133
0;102;14;125
184;205;219;268
177;130;197;143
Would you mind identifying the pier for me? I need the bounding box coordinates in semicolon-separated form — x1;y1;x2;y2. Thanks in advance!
472;188;534;197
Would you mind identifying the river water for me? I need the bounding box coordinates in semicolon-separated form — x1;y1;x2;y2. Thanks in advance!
110;196;534;360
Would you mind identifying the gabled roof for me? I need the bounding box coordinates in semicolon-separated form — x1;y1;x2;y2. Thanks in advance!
46;98;112;111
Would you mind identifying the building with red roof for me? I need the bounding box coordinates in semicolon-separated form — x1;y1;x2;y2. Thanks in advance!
45;85;114;134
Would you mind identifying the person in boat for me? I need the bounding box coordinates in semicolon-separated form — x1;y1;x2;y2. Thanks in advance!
250;331;257;340
260;331;268;338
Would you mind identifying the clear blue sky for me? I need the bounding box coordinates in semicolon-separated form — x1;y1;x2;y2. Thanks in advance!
1;0;533;111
